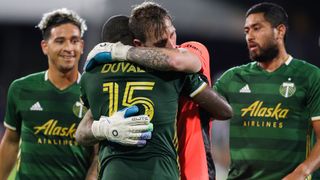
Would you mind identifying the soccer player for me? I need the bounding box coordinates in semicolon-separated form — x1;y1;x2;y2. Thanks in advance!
82;3;226;179
128;5;215;178
214;2;320;179
80;24;207;180
77;3;232;179
0;8;97;179
76;15;154;147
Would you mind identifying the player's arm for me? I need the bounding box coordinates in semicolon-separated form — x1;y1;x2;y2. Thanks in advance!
85;144;98;180
192;86;233;120
0;128;20;179
283;119;320;180
75;109;98;146
126;46;201;73
84;42;201;73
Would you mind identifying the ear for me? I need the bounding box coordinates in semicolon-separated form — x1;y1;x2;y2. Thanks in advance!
80;39;84;54
41;40;48;55
133;38;142;47
275;24;286;40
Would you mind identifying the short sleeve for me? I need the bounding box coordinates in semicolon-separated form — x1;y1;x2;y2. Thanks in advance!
306;68;320;121
4;81;20;131
80;74;90;109
182;73;207;98
213;68;234;99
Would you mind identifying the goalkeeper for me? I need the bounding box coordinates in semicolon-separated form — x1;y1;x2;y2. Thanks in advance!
76;2;232;180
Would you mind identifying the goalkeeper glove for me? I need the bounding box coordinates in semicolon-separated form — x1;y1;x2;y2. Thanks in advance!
84;42;132;71
91;105;153;146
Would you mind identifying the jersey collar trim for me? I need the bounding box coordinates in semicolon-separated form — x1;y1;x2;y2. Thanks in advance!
76;72;81;84
284;55;293;65
44;70;81;84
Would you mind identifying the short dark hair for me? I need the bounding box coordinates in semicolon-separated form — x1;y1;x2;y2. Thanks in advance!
246;2;288;30
101;15;133;45
129;1;172;43
37;8;87;40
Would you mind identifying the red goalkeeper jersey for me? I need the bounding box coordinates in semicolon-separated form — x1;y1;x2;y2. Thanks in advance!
177;41;214;180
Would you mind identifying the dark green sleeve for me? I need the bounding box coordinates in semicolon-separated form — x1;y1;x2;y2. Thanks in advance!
182;73;207;98
80;73;90;109
4;81;21;132
213;68;234;98
306;67;320;119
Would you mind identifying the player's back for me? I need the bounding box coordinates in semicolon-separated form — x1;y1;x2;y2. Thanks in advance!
80;61;206;179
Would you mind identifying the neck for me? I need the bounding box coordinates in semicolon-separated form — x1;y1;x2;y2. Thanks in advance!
47;68;78;90
258;47;289;72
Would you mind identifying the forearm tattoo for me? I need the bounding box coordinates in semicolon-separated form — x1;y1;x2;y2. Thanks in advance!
127;47;172;71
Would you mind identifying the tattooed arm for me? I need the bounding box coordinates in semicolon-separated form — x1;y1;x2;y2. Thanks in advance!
126;47;201;73
85;42;202;72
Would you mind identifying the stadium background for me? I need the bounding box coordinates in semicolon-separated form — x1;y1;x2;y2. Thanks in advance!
0;0;319;179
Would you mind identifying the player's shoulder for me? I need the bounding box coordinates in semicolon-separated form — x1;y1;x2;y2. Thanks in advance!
291;58;319;72
221;62;255;77
180;41;207;49
288;58;320;82
179;41;209;58
10;71;45;89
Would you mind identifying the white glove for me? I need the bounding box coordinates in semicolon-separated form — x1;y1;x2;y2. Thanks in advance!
84;42;132;71
91;106;153;146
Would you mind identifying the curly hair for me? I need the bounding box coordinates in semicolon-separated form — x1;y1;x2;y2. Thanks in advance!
37;8;87;39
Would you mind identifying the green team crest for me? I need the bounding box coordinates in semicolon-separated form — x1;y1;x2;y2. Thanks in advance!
279;79;296;98
72;101;88;118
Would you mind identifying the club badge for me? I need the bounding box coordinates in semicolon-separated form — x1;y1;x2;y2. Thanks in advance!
279;78;296;98
72;101;88;118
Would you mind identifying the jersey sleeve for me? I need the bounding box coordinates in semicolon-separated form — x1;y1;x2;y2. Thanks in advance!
4;81;21;131
80;73;90;109
213;68;235;99
306;67;320;121
182;73;207;98
180;41;211;85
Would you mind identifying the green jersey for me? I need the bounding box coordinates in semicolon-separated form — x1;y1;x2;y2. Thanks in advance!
80;62;207;179
214;57;320;180
4;71;93;180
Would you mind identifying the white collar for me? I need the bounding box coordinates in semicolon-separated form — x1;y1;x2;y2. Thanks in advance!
284;55;293;65
44;70;81;84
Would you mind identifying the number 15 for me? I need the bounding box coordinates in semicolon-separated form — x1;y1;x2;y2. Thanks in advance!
103;82;155;119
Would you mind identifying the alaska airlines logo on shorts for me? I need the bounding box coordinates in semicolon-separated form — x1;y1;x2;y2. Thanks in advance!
241;100;289;120
279;79;296;98
34;119;76;138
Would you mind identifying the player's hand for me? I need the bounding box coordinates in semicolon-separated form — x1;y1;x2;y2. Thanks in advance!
91;105;153;147
84;42;132;71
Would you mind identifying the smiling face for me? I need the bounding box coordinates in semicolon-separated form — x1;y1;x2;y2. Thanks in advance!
41;23;84;73
244;13;279;62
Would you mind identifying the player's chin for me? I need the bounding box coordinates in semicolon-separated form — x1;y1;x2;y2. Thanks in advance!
249;53;258;62
58;64;76;73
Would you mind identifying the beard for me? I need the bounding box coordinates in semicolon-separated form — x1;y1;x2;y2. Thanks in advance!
59;65;75;74
248;41;279;63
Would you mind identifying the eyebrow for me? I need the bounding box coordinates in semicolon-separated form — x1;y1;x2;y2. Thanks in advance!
244;22;260;29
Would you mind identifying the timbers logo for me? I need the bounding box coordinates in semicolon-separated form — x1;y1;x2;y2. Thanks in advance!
72;101;88;118
279;79;296;98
